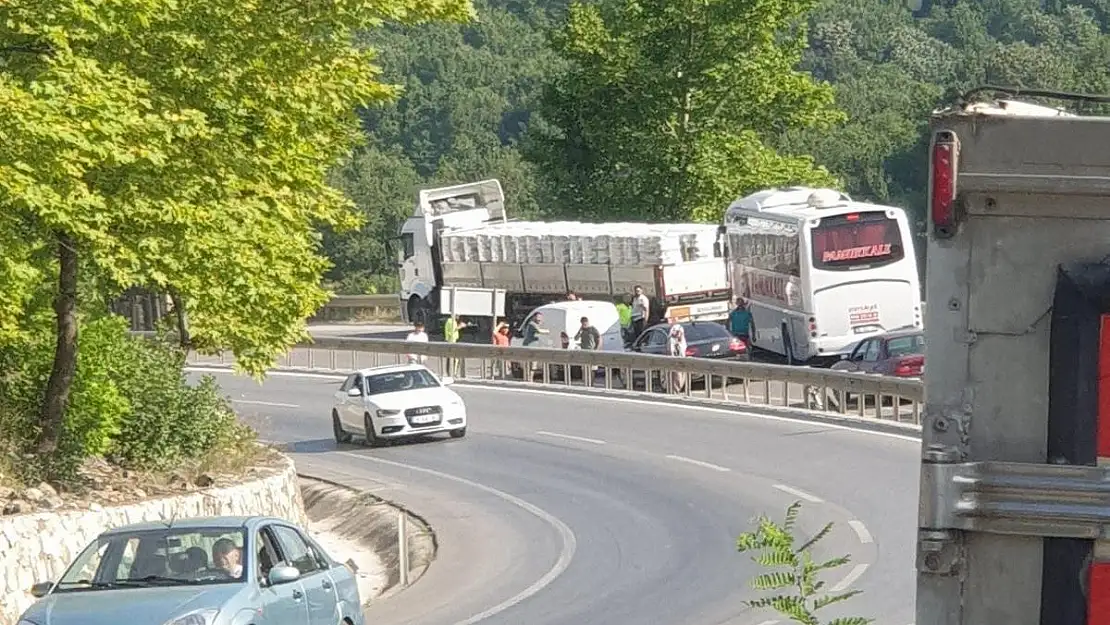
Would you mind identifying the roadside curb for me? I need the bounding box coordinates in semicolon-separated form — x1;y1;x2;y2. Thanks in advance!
296;472;438;599
190;363;922;440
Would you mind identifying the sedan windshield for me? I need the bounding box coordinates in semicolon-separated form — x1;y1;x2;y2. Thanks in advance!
54;527;248;592
365;369;441;395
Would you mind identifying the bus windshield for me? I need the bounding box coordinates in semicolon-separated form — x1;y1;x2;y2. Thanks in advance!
810;212;904;271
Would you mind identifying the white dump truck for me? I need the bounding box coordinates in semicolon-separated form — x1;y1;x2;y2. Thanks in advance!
396;179;733;333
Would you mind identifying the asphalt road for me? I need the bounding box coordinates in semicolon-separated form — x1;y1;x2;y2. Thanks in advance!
193;367;920;625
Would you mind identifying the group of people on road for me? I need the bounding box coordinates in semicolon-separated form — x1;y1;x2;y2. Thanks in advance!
401;288;757;391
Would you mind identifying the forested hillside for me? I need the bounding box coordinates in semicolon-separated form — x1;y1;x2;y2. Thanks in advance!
325;0;1110;293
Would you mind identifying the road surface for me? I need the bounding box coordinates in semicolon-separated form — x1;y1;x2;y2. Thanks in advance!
195;367;919;625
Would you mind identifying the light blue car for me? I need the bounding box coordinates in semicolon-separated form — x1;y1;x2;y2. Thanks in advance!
17;516;365;625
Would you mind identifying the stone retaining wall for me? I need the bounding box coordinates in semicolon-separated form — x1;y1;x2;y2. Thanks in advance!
0;457;306;625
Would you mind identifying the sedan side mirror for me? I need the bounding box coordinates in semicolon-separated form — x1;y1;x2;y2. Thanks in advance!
440;376;455;385
30;581;53;598
268;565;301;586
347;387;362;397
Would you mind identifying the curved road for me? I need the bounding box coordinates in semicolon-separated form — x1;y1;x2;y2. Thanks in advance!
193;368;919;625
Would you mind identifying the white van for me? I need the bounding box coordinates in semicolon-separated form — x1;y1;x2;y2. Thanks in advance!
509;300;624;380
511;300;624;351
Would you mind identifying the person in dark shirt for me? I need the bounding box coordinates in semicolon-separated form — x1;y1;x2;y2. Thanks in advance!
523;312;548;346
729;298;754;344
574;316;601;351
574;316;602;384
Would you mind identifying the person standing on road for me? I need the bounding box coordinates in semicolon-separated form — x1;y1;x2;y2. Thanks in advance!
443;314;468;377
729;298;754;346
522;312;549;379
405;321;428;365
666;318;688;393
630;285;650;339
574;316;602;384
491;318;510;378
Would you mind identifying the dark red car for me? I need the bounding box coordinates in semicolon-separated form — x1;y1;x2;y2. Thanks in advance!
831;327;925;378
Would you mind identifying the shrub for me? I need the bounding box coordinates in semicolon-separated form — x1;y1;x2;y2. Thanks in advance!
0;313;251;483
736;501;873;625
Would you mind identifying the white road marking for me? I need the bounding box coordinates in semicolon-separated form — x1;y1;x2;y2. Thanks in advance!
773;484;823;503
829;563;869;592
185;366;922;444
536;431;606;445
848;519;874;544
337;451;577;625
232;399;300;408
665;454;731;472
756;621;779;625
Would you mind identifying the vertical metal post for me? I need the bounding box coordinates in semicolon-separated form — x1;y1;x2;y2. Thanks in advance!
397;508;410;587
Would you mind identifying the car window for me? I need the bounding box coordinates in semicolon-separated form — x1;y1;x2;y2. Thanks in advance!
270;525;321;576
55;527;248;592
365;369;441;395
257;528;281;583
646;329;668;347
683;323;730;341
862;339;882;362
886;334;925;358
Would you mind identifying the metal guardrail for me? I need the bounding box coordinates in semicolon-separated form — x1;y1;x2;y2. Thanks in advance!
313;295;400;321
186;337;925;424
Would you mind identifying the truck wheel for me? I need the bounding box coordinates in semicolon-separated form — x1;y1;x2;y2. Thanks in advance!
408;296;430;326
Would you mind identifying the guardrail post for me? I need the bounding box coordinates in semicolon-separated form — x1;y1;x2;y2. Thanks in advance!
397;508;410;587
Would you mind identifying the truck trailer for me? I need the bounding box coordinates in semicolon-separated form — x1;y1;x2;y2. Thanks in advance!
396;179;734;333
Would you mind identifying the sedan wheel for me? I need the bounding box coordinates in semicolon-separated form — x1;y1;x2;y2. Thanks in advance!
363;413;385;448
332;411;352;444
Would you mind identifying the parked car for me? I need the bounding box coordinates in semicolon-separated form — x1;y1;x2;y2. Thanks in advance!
827;327;924;410
332;363;467;446
831;327;925;378
628;321;750;390
17;516;364;625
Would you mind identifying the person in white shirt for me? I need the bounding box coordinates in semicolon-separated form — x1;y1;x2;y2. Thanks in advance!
406;322;428;364
666;318;688;393
630;285;650;339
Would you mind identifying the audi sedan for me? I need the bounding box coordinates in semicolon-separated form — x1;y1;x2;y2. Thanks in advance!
16;516;364;625
331;364;467;446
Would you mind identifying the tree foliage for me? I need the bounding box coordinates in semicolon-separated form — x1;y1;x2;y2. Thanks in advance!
0;0;473;465
737;501;872;625
526;0;844;222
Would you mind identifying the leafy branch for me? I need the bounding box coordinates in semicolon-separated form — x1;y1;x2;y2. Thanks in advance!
736;501;873;625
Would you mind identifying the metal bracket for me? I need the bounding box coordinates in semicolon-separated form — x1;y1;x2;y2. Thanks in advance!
920;445;1110;539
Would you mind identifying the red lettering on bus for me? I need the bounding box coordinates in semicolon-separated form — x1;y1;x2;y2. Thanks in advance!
822;243;892;263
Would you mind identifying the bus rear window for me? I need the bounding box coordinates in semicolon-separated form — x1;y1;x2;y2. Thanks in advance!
810;213;904;271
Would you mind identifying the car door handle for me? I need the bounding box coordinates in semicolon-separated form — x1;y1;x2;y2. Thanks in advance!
322;580;333;589
292;589;304;599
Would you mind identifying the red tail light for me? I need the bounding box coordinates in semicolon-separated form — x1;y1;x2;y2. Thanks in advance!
931;131;959;236
893;355;925;377
685;346;697;357
728;337;746;352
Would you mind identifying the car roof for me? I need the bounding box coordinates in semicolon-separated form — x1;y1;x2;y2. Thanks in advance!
536;300;616;312
353;363;432;377
880;327;924;340
99;515;292;536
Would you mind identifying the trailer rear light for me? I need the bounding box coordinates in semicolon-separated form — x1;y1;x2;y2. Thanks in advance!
931;131;959;238
893;355;924;377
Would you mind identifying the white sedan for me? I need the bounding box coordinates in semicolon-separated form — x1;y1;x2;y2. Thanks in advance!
331;364;467;446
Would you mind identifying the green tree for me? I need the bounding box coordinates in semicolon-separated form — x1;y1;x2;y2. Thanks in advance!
528;0;844;223
0;0;474;454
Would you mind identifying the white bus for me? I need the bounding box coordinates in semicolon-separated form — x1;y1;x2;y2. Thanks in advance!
721;186;922;366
